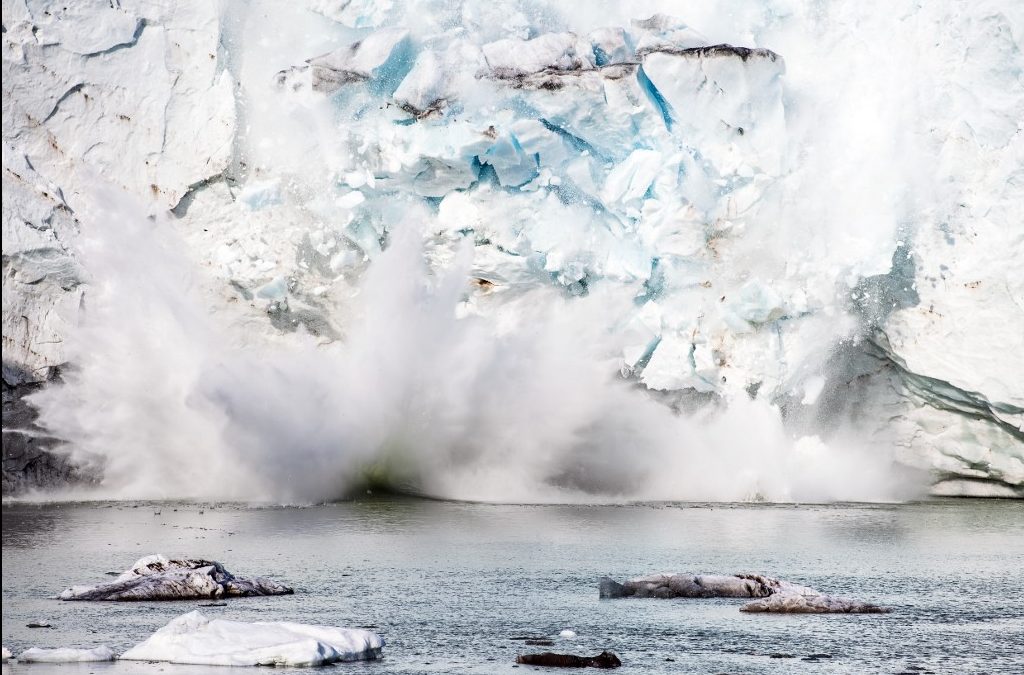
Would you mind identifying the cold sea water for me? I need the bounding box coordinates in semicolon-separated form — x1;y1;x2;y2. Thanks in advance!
2;498;1023;674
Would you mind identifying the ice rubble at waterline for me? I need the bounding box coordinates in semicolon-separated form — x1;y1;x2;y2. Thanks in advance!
3;0;1021;501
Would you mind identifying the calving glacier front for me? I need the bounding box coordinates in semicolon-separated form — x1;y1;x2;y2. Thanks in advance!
3;0;1021;500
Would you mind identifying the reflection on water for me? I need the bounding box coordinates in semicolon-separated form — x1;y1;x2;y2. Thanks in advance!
2;498;1023;674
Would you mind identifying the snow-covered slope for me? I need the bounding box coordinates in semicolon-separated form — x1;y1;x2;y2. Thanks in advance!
2;0;1021;500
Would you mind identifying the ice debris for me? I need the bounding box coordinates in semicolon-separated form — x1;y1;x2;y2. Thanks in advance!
599;573;888;614
59;554;293;601
17;646;115;663
120;610;384;666
741;592;888;614
517;650;621;668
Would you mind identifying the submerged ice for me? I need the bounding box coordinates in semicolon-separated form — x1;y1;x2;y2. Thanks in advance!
3;0;1022;501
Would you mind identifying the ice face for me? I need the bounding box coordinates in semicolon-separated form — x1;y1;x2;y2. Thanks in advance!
4;0;1022;500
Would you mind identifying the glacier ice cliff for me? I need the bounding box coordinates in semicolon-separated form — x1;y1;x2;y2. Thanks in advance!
1;0;1021;500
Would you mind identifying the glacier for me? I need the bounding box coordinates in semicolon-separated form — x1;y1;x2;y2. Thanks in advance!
1;0;1021;500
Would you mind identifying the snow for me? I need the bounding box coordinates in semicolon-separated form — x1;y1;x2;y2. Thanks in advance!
59;554;293;601
120;611;384;667
17;646;114;663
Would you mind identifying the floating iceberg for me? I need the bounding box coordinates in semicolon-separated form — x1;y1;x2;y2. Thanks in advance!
17;646;115;663
740;593;888;614
1;646;10;660
516;650;621;668
600;573;814;599
59;555;293;601
120;611;384;666
599;574;887;614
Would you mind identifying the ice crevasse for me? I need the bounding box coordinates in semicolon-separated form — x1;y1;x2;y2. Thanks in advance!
1;0;1022;499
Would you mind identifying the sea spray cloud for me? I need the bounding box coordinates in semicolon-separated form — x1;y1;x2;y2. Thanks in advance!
31;185;913;503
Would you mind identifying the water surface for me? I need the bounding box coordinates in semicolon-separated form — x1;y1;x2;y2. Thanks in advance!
2;499;1022;673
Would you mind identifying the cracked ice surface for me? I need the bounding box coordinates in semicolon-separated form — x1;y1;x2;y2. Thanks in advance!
3;0;1022;499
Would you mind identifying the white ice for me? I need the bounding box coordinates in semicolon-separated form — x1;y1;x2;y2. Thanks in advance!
17;646;115;663
120;611;384;667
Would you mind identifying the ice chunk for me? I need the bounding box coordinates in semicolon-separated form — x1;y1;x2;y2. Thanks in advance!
1;646;10;660
394;50;448;113
741;593;890;614
35;2;142;55
256;277;289;302
589;27;633;66
517;651;621;668
480;133;538;187
599;574;887;613
599;573;814;599
631;15;709;56
801;375;826;405
728;280;787;325
311;0;394;28
238;180;282;211
602;149;663;210
482;33;595;77
281;28;412;94
120;611;384;666
59;554;293;601
640;45;786;171
17;646;114;662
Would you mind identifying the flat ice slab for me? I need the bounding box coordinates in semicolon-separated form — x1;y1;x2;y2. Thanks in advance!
59;554;293;601
121;611;384;666
17;646;115;662
599;573;888;613
599;573;815;599
740;592;889;614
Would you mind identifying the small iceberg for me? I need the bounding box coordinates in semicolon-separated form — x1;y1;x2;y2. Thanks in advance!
599;573;888;613
599;573;815;599
740;592;889;614
516;650;621;668
2;646;11;660
59;554;293;601
121;611;384;667
17;646;115;663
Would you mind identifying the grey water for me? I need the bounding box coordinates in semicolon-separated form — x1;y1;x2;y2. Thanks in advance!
2;499;1023;674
